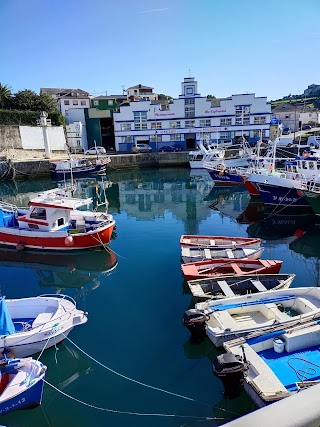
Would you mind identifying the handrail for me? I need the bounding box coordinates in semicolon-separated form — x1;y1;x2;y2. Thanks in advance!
38;293;76;306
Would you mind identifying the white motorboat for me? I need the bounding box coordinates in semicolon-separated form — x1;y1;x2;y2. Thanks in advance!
192;287;320;347
0;294;87;357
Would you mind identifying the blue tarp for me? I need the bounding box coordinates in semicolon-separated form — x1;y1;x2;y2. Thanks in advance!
0;298;15;335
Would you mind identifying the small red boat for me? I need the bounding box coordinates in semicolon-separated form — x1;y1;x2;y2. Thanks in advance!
180;235;261;249
181;258;282;281
0;189;115;251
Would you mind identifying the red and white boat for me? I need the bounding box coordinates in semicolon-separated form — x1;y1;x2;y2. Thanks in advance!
0;189;115;251
181;258;282;281
180;235;261;249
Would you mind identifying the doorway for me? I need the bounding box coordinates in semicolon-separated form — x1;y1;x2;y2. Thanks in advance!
185;133;196;149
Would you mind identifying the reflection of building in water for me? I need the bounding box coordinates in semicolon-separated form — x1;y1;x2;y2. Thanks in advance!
112;168;212;235
210;189;250;220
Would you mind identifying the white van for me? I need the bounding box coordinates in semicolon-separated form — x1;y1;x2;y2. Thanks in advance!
307;136;320;148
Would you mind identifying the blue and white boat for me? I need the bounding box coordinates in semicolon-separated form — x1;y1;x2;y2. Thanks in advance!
0;357;46;415
203;164;245;186
220;318;320;407
0;295;87;358
50;157;110;179
247;154;320;209
194;287;320;347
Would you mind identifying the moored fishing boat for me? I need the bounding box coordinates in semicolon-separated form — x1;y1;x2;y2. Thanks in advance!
0;189;115;251
0;357;46;415
187;273;295;302
190;287;320;347
181;258;282;281
204;164;246;186
0;294;87;357
50;157;110;179
180;235;261;249
220;318;320;406
181;246;263;264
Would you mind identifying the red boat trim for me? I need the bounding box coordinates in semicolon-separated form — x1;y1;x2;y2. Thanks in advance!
17;216;49;226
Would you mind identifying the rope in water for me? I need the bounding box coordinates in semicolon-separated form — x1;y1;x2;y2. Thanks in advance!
43;379;222;420
62;334;211;408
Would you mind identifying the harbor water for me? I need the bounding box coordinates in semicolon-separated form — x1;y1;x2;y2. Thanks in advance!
0;167;319;427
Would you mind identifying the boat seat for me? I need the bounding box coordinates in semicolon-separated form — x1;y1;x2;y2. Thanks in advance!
210;240;216;246
204;248;212;259
216;280;235;297
250;280;267;292
32;312;53;329
230;263;243;275
190;284;205;297
214;311;238;330
0;370;28;401
226;249;235;259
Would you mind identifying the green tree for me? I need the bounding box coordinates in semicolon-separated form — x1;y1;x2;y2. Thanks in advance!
0;83;12;108
12;90;40;111
207;94;216;99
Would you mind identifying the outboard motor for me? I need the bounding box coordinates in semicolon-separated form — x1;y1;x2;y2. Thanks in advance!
183;309;208;343
213;353;247;399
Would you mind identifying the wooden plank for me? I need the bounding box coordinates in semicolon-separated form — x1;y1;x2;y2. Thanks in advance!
204;248;212;259
217;280;235;297
231;263;243;275
210;240;216;245
226;249;235;259
250;279;267;292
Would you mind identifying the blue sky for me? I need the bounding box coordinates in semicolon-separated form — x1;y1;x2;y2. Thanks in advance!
1;0;319;100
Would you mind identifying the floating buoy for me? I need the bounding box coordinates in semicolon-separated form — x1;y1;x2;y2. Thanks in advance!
294;229;304;238
64;236;74;246
16;242;25;251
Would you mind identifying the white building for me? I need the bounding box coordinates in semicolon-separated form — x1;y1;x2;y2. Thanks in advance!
40;88;91;120
114;77;272;152
126;84;158;101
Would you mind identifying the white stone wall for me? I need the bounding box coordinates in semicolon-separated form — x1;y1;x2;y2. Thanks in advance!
19;126;66;150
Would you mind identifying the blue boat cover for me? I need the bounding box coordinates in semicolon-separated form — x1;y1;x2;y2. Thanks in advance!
0;298;15;335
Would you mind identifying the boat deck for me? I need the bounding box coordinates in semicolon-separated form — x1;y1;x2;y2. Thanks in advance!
259;345;320;392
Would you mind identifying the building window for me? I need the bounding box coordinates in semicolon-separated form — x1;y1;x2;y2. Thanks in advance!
108;100;114;106
253;130;266;138
170;133;182;141
185;120;195;128
65;110;68;116
93;100;99;106
235;105;250;124
81;100;86;106
30;207;46;219
200;119;211;127
285;114;291;119
134;111;147;130
120;123;131;131
160;104;169;110
73;100;79;105
151;122;162;129
64;100;70;105
220;118;232;126
150;135;162;143
254;116;266;124
220;131;233;139
170;121;181;128
77;140;81;146
185;98;195;118
122;136;134;143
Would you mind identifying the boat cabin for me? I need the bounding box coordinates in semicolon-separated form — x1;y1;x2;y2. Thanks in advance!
284;156;320;180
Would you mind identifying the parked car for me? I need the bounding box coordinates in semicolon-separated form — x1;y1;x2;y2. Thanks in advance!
174;144;184;151
282;127;291;135
301;125;312;130
84;146;107;155
131;143;152;153
158;145;179;152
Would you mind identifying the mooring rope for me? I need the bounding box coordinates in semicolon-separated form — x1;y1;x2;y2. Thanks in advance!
44;379;222;420
62;334;211;407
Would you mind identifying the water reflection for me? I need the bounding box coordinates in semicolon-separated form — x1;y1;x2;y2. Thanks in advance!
289;225;320;258
0;247;117;293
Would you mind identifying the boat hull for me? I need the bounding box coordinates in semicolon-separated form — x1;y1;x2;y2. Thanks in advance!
0;221;115;251
0;372;45;415
207;170;244;185
244;180;260;197
180;235;261;249
255;183;311;208
300;190;320;215
50;164;107;179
